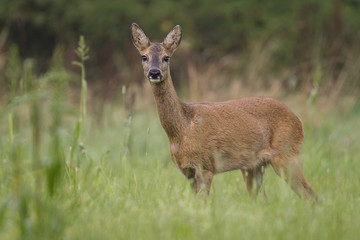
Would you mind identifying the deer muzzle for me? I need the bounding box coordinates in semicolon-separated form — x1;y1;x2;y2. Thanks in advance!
148;69;162;83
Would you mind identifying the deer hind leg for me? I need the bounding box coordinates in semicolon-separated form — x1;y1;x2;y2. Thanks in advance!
241;169;254;196
272;156;315;199
241;165;266;200
254;165;267;200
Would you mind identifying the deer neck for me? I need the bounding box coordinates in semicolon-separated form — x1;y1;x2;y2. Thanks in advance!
150;75;186;139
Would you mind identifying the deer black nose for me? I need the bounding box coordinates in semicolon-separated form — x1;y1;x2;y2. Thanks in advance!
148;69;161;79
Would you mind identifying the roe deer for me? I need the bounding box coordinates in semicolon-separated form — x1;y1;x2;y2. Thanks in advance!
131;23;315;200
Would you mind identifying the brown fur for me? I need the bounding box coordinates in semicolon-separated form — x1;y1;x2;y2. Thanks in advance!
131;23;315;199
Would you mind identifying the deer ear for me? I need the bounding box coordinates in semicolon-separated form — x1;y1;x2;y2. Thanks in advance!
131;23;150;52
163;25;182;54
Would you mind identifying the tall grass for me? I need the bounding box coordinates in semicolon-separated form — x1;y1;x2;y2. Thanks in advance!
70;36;89;164
0;42;359;239
4;45;21;144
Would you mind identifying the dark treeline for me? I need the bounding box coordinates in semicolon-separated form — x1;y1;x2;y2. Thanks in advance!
0;0;360;97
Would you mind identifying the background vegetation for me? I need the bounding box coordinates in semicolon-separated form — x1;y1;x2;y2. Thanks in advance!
0;0;359;239
1;0;360;98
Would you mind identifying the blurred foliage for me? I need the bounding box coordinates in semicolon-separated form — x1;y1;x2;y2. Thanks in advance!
0;0;360;94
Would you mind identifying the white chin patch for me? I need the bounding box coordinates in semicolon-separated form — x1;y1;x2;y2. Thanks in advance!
149;76;162;83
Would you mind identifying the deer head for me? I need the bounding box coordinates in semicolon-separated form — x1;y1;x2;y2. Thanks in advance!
131;23;182;83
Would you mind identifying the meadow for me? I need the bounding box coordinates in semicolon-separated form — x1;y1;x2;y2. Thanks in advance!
0;43;360;240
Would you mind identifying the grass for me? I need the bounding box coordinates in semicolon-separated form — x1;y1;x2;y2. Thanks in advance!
0;42;359;239
0;96;359;240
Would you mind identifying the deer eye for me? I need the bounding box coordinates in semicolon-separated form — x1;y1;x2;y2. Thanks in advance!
141;55;148;62
163;56;170;62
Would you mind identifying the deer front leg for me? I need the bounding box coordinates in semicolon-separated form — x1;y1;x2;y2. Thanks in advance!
189;166;213;195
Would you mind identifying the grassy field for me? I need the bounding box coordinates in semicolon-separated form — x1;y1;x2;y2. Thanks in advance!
0;89;359;240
